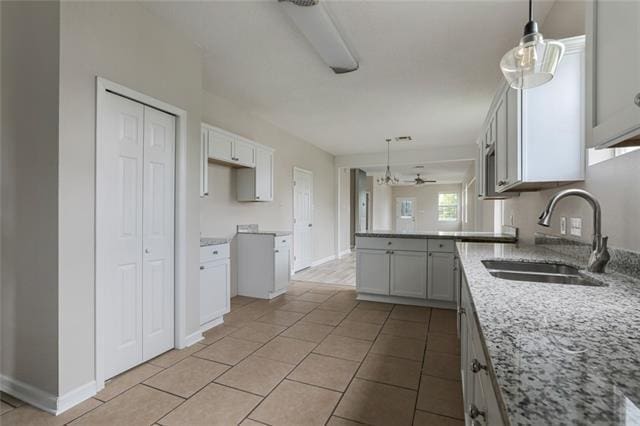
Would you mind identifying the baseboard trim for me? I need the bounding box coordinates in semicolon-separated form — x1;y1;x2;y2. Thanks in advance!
338;249;352;258
57;381;97;414
182;330;204;348
311;255;336;267
200;317;224;334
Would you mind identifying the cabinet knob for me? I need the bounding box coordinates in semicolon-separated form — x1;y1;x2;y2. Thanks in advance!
256;196;260;199
282;240;286;243
200;266;204;270
429;253;432;257
275;249;280;253
213;250;218;255
497;180;508;186
144;248;151;254
635;93;640;107
472;359;487;373
469;404;486;420
387;241;392;245
459;307;466;316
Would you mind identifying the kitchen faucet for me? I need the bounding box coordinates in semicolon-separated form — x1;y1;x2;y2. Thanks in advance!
537;189;610;273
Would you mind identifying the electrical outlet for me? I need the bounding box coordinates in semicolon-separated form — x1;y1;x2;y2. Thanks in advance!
570;217;582;237
560;217;567;235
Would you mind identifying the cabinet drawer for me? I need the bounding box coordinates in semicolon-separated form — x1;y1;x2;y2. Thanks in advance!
427;239;455;252
275;235;291;249
356;237;427;252
200;243;230;263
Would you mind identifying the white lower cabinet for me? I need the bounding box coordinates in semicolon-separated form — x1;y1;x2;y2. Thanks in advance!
460;273;505;426
199;243;230;329
390;250;428;298
237;233;291;299
428;252;456;302
356;249;390;295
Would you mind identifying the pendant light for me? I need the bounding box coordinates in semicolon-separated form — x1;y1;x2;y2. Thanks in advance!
377;139;399;186
500;0;565;90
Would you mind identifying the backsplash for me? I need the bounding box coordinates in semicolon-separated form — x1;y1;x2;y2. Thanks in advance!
535;233;640;278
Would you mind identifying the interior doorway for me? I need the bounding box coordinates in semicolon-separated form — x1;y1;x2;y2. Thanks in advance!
293;167;314;272
395;197;417;233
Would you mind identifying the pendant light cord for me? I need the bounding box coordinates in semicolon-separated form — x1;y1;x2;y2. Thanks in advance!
528;0;532;22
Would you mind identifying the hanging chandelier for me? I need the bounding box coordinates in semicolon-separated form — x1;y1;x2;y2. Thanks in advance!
377;139;399;186
500;0;565;90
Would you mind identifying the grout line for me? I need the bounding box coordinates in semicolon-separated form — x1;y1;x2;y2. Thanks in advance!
412;308;432;426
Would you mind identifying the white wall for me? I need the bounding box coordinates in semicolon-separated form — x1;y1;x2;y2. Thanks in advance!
338;168;351;254
460;163;477;232
200;91;336;294
58;1;203;394
372;183;393;231
391;184;463;232
1;0;60;396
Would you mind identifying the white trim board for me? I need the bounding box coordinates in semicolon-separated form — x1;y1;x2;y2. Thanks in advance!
338;249;352;257
94;77;191;393
0;375;97;415
311;255;336;267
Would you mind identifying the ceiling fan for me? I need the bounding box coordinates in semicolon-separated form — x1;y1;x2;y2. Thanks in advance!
403;174;436;185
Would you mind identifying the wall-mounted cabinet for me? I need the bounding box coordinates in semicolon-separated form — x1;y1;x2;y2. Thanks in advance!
477;36;585;198
201;123;274;202
586;0;640;148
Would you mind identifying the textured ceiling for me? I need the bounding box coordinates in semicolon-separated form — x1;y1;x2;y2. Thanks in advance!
145;0;555;156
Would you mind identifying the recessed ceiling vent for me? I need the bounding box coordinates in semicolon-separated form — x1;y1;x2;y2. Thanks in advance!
282;0;318;6
394;136;413;143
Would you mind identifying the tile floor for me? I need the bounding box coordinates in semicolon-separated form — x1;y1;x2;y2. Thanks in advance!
292;253;356;286
0;281;463;426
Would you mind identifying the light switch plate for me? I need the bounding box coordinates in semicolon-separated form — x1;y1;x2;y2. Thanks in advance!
560;217;567;235
570;217;582;237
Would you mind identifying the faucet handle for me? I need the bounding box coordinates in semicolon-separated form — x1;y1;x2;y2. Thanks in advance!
600;236;608;251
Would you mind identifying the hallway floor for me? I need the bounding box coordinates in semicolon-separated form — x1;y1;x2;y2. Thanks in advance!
292;253;356;286
0;281;463;426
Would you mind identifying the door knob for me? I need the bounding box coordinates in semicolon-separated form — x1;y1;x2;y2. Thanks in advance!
144;248;151;254
635;93;640;107
308;223;313;227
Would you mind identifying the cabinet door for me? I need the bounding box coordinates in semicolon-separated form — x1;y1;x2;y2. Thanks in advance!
588;0;640;148
208;129;234;162
255;148;273;201
390;250;427;298
505;87;520;187
200;260;230;325
495;91;508;189
476;142;486;198
356;249;390;295
233;138;256;167
200;127;209;197
274;246;290;293
427;252;455;302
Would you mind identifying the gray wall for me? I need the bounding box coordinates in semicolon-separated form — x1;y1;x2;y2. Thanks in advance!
391;183;463;232
1;1;60;395
58;1;203;394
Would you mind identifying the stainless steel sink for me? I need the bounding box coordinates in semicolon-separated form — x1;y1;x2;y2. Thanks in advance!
481;260;606;287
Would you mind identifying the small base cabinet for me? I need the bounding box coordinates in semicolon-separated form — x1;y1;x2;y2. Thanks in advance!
428;252;456;302
237;233;291;299
459;273;505;426
391;250;428;298
199;243;231;330
356;249;391;295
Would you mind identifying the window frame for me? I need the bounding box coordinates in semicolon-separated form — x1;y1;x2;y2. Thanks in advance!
438;191;460;222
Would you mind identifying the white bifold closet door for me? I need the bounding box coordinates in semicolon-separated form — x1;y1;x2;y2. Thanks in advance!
100;92;175;380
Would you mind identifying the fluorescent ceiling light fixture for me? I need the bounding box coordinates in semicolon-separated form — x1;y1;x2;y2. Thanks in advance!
279;0;358;74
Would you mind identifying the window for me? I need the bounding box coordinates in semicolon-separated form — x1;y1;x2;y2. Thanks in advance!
399;199;414;218
438;192;459;222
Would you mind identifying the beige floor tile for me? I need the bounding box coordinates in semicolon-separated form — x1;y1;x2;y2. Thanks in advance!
201;324;239;345
149;343;207;368
302;308;348;326
327;416;364;426
223;309;261;327
297;292;333;303
253;336;316;365
158;383;262;426
255;310;305;327
356;353;422;390
278;300;320;314
96;363;163;402
334;378;416;426
413;410;464;426
215;355;294;396
239;419;267;425
429;309;457;335
345;307;390;325
313;335;372;362
370;335;425;361
250;380;341;426
0;398;102;426
390;305;431;324
426;333;460;355
307;286;339;295
194;336;262;365
319;299;359;313
71;385;182;426
231;295;259;306
332;320;381;341
288;353;359;392
285;286;312;296
381;319;428;340
1;400;14;415
423;352;461;381
230;322;287;344
281;321;334;343
144;356;229;398
357;301;394;311
1;392;25;407
416;375;463;419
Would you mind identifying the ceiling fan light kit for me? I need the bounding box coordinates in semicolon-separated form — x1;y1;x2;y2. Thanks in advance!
500;0;564;89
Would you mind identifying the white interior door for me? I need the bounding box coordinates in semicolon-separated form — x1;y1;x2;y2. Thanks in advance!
293;168;313;272
98;92;175;380
395;197;416;233
142;106;175;361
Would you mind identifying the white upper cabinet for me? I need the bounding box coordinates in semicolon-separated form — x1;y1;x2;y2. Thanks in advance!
492;36;585;193
233;137;256;168
205;125;256;168
586;0;640;148
208;128;234;163
237;145;274;202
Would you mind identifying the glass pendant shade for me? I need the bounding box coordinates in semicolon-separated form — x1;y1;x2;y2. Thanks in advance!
500;20;565;90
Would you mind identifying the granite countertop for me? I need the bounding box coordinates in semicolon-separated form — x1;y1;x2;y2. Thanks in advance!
200;237;229;247
355;231;517;243
456;242;640;425
237;230;292;237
